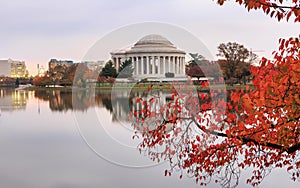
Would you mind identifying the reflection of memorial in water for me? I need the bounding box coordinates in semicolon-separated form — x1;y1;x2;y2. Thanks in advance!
32;88;211;125
0;89;30;111
111;89;133;122
111;89;180;124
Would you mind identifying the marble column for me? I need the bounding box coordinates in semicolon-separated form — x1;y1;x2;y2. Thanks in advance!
172;56;175;74
177;57;179;74
176;57;179;74
152;56;155;74
158;57;161;75
165;56;168;73
161;57;164;75
169;56;172;72
181;57;184;74
168;57;171;73
174;57;177;74
131;57;137;75
178;57;180;74
141;56;144;75
146;56;149;75
135;57;138;75
179;57;182;74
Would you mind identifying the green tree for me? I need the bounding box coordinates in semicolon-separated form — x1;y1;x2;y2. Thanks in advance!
15;78;20;87
53;65;67;80
236;61;251;85
188;53;207;66
101;60;117;78
217;42;249;85
118;59;134;78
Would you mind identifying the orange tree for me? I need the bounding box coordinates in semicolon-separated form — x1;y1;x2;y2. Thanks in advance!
129;1;300;187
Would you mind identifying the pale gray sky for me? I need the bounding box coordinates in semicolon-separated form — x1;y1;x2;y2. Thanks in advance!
0;0;299;75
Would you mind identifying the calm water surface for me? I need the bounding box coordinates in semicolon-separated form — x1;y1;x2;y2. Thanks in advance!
0;89;297;188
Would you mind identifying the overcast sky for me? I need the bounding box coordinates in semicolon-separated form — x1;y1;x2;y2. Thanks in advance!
0;0;299;75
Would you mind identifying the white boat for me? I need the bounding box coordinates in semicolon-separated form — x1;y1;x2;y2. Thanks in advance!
15;84;32;90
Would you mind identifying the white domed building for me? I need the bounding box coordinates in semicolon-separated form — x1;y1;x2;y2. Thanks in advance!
111;34;186;80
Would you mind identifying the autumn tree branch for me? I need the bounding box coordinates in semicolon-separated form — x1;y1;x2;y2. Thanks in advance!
255;0;300;10
187;115;300;154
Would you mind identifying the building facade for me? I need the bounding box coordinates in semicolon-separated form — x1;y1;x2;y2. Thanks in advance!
111;34;186;80
0;60;11;77
0;59;27;77
11;61;27;78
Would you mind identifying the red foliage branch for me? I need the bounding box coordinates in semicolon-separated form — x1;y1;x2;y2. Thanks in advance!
216;0;300;22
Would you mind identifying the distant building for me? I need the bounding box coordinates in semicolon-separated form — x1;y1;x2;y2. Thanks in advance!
0;59;28;78
0;60;11;77
37;64;46;77
48;59;74;72
11;61;27;78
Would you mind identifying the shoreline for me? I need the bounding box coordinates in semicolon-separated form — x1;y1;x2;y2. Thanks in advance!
6;84;250;92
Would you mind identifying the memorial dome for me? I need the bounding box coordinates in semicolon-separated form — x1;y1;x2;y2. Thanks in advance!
128;34;185;54
135;34;173;46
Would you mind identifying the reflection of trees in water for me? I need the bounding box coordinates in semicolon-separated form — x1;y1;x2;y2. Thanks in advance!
35;90;73;111
34;88;207;125
72;90;97;111
51;91;72;111
35;89;98;111
111;96;134;122
102;97;113;112
33;89;130;113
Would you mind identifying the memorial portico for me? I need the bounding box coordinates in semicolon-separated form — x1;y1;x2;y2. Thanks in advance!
111;34;186;80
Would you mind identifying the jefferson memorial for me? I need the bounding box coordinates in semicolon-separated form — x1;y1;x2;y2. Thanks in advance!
111;34;186;80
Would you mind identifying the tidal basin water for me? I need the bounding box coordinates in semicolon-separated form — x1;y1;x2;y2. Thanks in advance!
0;88;297;188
